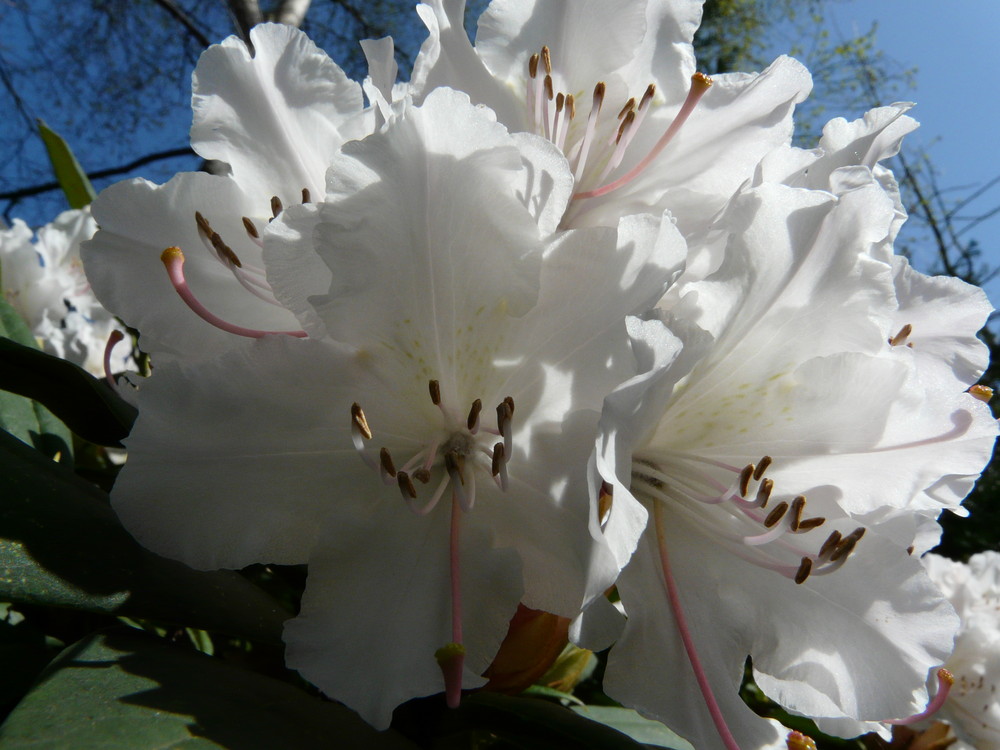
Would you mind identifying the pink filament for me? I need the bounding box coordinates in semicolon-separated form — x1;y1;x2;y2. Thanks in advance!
103;329;125;388
654;502;742;750
160;248;307;339
574;74;712;201
441;494;466;708
885;668;954;725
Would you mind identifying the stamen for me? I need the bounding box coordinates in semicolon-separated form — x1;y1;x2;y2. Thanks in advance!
242;216;260;240
397;470;417;500
492;442;508;490
209;230;243;268
753;456;772;481
160;248;307;339
528;53;539;79
796;517;826;532
429;379;441;405
542;75;554;140
639;83;656;110
572;82;605;183
435;494;467;709
763;501;789;528
413;468;431;484
616;97;636;121
829;527;865;561
819;530;842;558
889;323;912;346
467;399;482;433
351;402;373;440
653;503;742;750
103;329;125;389
540;45;551;75
379;446;397;482
270;195;283;219
301;187;311;204
738;464;754;497
789;496;806;531
575;72;713;200
552;93;565;150
794;556;812;584
755;478;773;508
885;668;954;725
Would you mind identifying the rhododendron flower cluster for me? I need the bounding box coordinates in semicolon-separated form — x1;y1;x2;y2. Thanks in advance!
71;0;997;747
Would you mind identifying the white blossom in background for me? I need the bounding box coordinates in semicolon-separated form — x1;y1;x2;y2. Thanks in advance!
1;208;131;376
588;172;997;750
104;88;685;727
410;0;811;231
82;23;373;365
922;552;1000;750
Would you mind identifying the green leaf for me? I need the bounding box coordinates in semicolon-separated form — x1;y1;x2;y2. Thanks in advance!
37;119;96;209
570;707;695;750
0;302;73;461
0;629;418;749
0;428;289;642
450;692;652;750
0;336;137;447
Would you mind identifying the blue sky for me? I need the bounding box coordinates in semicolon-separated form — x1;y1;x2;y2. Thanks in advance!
820;0;1000;302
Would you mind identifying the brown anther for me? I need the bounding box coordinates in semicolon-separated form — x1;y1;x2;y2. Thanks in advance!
789;495;806;531
270;195;283;219
555;92;565;112
497;401;513;434
528;53;539;78
615;110;635;144
195;211;212;236
763;501;789;528
566;94;576;119
397;471;417;499
491;443;505;476
466;398;483;430
756;478;773;508
242;216;260;239
504;396;515;415
210;232;243;268
794;556;813;584
691;71;713;91
738;464;754;497
617;97;636;120
540;45;552;74
445;452;465;484
906;545;915;555
544;74;554;100
830;528;865;562
599;480;614;524
818;530;842;558
753;455;772;481
889;323;913;346
301;187;311;204
379;447;397;478
593;82;606;108
639;83;656;109
351;402;372;440
413;468;431;484
970;384;994;403
796;517;826;532
428;379;441;405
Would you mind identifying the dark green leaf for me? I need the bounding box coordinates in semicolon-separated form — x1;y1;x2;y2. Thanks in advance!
570;706;695;750
0;629;418;749
0;336;137;447
37;119;97;209
0;428;288;642
0;303;73;461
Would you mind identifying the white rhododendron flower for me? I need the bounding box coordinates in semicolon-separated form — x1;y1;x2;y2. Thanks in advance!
1;208;130;376
590;175;996;750
922;552;1000;750
82;23;372;364
107;88;685;727
411;0;811;230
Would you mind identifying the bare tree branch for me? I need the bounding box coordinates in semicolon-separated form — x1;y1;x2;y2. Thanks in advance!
150;0;213;48
272;0;312;27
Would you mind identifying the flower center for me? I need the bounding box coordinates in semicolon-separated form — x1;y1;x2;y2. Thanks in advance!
350;379;514;515
524;46;712;201
632;453;865;585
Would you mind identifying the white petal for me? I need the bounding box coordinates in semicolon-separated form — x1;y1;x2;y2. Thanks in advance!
191;23;369;203
284;499;523;729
